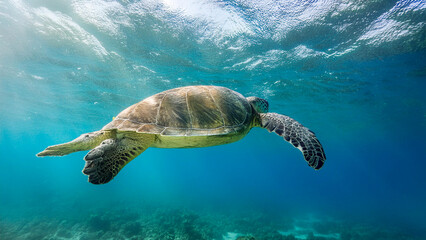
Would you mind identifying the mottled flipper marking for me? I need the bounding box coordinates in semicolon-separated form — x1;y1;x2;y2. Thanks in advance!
82;136;152;184
260;113;326;169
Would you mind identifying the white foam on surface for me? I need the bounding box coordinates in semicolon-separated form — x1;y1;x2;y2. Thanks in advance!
72;0;133;36
159;0;254;38
359;16;424;46
335;0;425;56
8;0;109;58
291;45;328;60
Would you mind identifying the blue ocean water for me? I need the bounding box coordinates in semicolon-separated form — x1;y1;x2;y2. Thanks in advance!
1;0;425;239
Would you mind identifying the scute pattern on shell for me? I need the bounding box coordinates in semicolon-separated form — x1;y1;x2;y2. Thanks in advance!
102;86;253;136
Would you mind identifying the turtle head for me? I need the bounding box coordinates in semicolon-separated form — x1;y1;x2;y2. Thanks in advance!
37;131;112;157
247;97;269;113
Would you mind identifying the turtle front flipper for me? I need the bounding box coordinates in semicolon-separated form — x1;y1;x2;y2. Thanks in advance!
37;131;112;157
259;113;326;170
82;134;155;184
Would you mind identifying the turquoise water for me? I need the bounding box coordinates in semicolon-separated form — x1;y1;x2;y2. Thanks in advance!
1;0;425;239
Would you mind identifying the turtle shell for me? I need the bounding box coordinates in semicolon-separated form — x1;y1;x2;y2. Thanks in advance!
102;86;253;136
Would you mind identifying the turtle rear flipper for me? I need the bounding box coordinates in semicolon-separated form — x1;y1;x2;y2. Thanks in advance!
259;113;326;170
83;134;154;184
37;131;111;157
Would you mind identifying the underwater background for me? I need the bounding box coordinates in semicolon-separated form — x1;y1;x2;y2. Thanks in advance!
1;0;425;239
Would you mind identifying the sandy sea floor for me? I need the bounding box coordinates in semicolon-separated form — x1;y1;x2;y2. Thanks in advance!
0;202;421;240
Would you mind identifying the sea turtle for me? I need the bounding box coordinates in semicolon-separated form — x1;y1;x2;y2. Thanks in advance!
37;85;326;184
